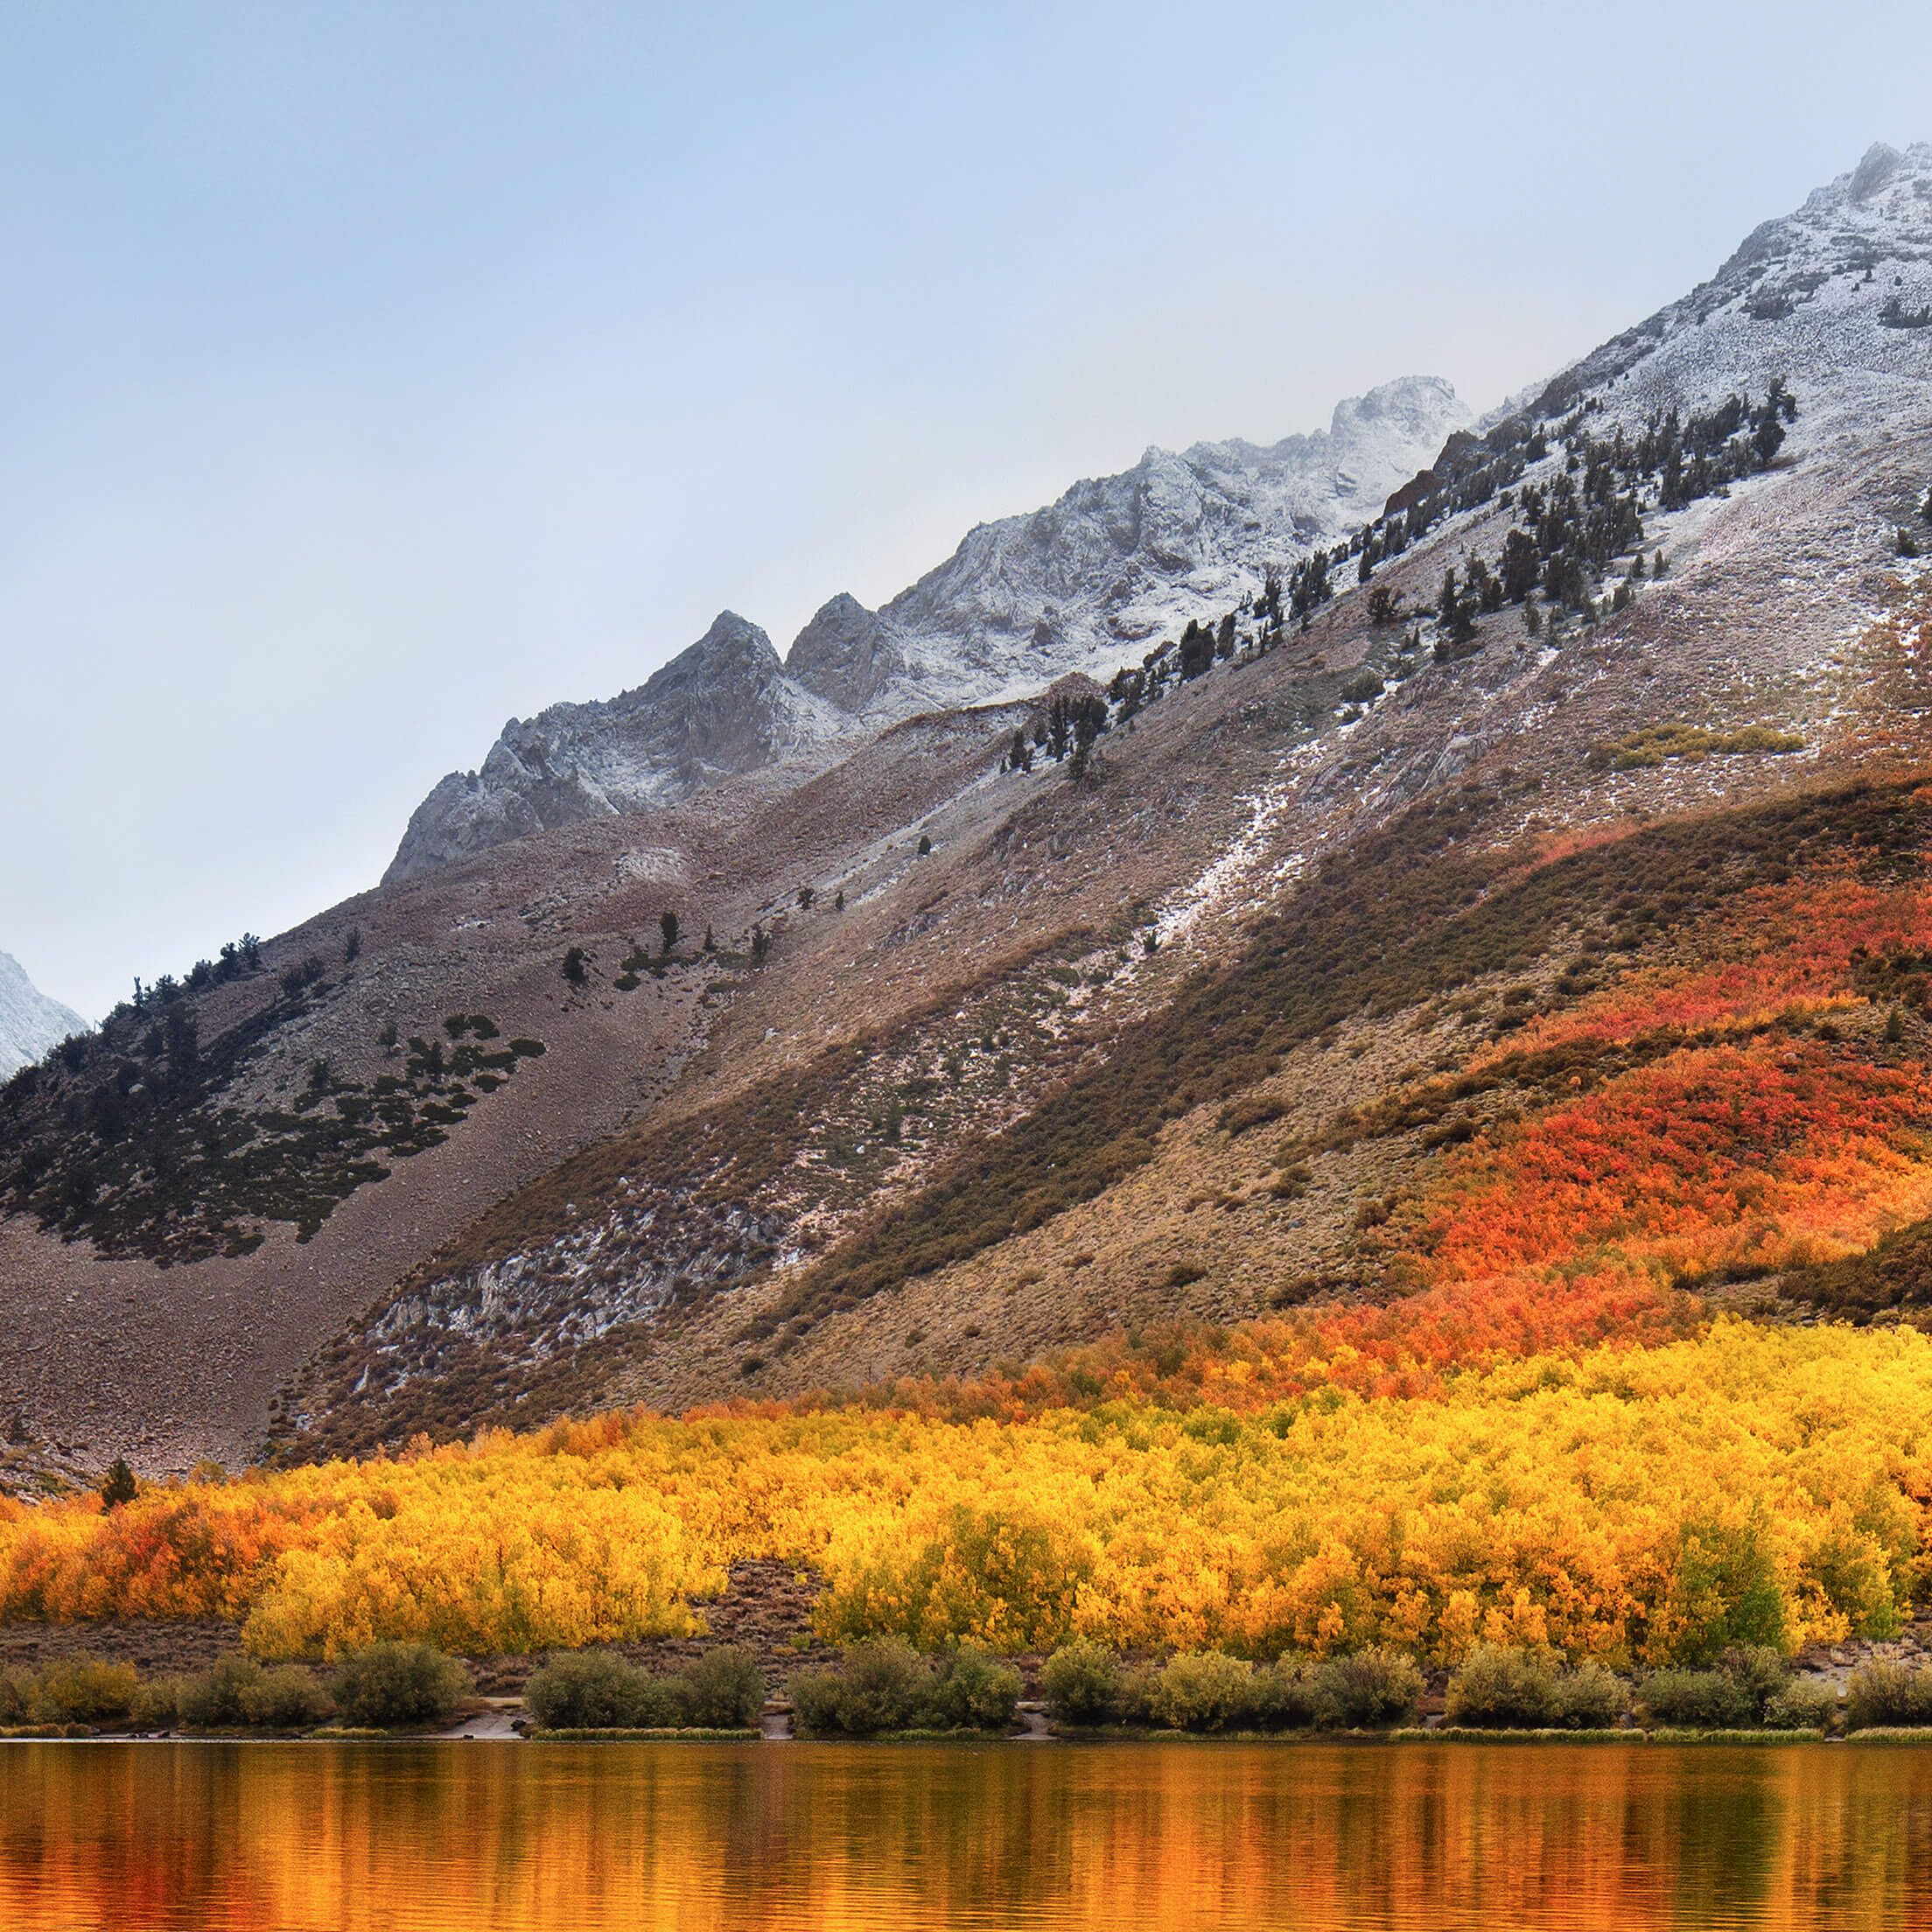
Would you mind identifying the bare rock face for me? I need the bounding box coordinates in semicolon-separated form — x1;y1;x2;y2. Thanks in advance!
385;612;850;882
787;593;910;715
388;377;1470;879
0;954;84;1079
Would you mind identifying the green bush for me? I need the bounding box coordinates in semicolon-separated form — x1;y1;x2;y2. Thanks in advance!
329;1642;468;1728
1040;1642;1122;1725
177;1658;332;1731
30;1656;138;1726
1310;1648;1422;1729
789;1641;932;1736
1444;1646;1560;1729
1151;1652;1260;1732
1764;1680;1836;1731
178;1657;262;1728
1550;1662;1626;1730
676;1646;766;1728
1636;1669;1753;1730
526;1652;652;1730
242;1665;334;1730
1846;1661;1932;1731
1717;1644;1793;1722
788;1641;1016;1736
130;1677;185;1732
0;1667;32;1724
925;1648;1022;1732
1111;1662;1162;1727
1253;1656;1324;1729
1445;1647;1628;1730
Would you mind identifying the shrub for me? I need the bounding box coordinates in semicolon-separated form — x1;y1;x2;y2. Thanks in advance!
130;1676;185;1732
786;1668;851;1737
791;1648;1021;1735
525;1651;652;1730
177;1657;263;1728
0;1666;32;1724
1040;1641;1121;1725
1550;1662;1626;1729
676;1646;766;1728
1311;1648;1421;1729
1846;1660;1932;1732
30;1656;138;1726
329;1642;468;1728
1252;1656;1323;1729
242;1664;333;1729
1445;1647;1628;1730
1717;1644;1792;1722
1636;1668;1753;1730
1151;1652;1259;1732
1763;1680;1836;1731
926;1648;1022;1732
1445;1646;1560;1728
789;1641;948;1736
1111;1662;1162;1727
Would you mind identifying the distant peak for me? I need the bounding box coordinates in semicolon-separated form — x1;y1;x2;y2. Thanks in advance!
697;609;767;646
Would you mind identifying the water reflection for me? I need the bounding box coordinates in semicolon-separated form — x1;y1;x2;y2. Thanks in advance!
1;1740;1928;1930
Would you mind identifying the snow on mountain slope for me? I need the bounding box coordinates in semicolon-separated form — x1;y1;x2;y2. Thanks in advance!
388;376;1468;880
1541;142;1932;435
796;374;1472;718
0;955;84;1079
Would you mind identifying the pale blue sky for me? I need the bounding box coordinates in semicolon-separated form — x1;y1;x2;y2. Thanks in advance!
4;0;1928;1018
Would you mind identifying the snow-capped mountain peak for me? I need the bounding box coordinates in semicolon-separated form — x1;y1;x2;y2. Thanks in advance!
388;374;1469;880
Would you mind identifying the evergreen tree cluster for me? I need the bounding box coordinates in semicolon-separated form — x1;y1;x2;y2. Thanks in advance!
1357;382;1797;650
1005;690;1109;780
0;940;542;1262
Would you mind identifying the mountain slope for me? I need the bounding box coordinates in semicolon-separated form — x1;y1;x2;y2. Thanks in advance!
0;956;82;1081
3;145;1930;1479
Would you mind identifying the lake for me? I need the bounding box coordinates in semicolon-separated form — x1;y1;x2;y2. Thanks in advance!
1;1739;1928;1929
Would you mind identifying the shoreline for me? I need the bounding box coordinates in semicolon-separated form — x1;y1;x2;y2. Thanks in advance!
11;1725;1932;1746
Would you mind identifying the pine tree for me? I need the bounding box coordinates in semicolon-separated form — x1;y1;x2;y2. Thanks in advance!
561;946;589;988
101;1457;137;1509
660;910;680;956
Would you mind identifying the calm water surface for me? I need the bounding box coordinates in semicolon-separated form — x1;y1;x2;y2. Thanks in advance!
2;1739;1930;1930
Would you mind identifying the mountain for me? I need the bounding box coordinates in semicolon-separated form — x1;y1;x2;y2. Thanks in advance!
0;955;83;1080
386;611;853;880
385;375;1470;882
4;144;1931;1481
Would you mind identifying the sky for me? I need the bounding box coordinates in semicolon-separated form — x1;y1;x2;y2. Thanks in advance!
4;0;1929;1021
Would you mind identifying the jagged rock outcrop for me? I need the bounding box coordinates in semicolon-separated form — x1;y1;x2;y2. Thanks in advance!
787;592;911;715
389;377;1469;878
0;954;84;1079
386;612;850;882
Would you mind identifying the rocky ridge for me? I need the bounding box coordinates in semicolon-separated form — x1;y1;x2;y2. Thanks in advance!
386;376;1469;880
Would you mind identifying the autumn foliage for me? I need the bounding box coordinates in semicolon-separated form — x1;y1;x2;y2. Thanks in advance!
12;800;1932;1670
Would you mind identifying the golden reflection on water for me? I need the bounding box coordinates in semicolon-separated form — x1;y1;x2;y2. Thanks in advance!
2;1740;1930;1931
